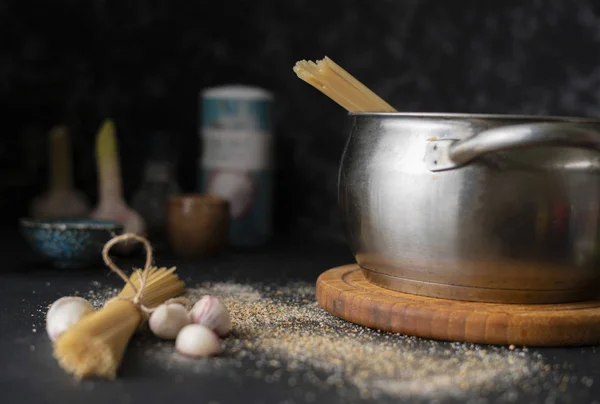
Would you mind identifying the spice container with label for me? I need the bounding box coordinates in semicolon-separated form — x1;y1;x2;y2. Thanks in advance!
198;85;273;246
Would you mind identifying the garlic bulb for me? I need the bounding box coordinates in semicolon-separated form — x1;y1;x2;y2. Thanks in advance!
189;295;231;337
46;296;95;342
175;324;221;358
148;303;190;340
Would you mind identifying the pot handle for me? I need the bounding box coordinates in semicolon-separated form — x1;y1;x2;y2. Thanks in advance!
426;122;600;171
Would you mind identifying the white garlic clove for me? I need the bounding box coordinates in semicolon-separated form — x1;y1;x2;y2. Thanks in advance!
189;295;231;337
175;324;222;358
148;302;190;340
46;296;95;342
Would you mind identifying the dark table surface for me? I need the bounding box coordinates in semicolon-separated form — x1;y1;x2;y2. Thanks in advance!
2;231;600;404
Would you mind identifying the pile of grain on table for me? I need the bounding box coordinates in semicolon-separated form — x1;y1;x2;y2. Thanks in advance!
69;279;582;401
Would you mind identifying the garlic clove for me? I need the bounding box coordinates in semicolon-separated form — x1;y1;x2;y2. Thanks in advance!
46;296;95;342
175;324;222;358
148;302;190;340
189;295;231;337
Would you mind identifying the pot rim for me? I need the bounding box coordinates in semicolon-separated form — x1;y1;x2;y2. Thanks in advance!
348;111;600;123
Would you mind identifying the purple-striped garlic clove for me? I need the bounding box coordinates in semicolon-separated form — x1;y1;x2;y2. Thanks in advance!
189;295;231;337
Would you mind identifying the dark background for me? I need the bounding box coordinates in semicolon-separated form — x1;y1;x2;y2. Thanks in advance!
1;0;599;243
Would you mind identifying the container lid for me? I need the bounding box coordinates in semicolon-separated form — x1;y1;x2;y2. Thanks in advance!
201;85;273;101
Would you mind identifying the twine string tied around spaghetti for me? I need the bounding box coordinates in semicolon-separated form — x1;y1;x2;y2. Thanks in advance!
102;233;190;319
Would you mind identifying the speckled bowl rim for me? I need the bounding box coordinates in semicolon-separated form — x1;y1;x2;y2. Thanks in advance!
19;218;124;231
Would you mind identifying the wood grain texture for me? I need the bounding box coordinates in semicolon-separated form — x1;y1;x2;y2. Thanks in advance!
316;264;600;346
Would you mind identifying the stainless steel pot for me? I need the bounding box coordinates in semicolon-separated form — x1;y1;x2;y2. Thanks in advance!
338;112;600;303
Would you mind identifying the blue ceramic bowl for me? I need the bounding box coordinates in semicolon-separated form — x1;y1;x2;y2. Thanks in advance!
19;218;124;268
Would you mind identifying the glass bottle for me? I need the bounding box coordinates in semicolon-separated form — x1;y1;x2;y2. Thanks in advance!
132;132;181;243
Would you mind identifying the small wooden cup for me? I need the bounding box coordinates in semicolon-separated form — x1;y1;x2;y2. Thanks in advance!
165;194;230;257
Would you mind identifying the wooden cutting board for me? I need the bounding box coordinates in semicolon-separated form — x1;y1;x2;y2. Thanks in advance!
316;264;600;346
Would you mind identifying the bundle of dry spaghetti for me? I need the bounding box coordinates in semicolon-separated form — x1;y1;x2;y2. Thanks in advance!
53;233;185;379
293;56;396;112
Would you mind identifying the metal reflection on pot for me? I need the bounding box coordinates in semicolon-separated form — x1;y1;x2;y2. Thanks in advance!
338;112;600;304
